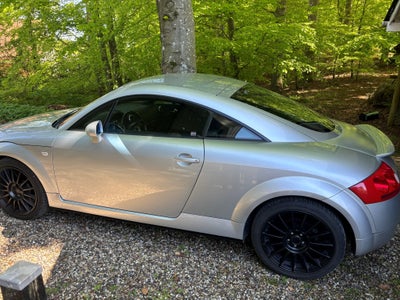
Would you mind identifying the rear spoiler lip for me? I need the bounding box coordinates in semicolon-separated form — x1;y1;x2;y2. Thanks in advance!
355;124;395;157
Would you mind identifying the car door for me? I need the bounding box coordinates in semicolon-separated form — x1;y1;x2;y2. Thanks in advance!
183;113;266;220
52;96;208;218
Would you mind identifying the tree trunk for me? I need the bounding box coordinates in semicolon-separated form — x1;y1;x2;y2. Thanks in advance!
357;0;367;33
308;0;319;22
227;16;240;78
156;0;196;74
270;71;284;91
344;0;352;25
105;6;123;88
388;66;400;126
84;0;112;94
274;0;287;18
98;32;113;91
388;45;400;126
270;0;286;89
337;0;352;24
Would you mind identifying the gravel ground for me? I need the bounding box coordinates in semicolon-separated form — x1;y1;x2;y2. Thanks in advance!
1;206;400;300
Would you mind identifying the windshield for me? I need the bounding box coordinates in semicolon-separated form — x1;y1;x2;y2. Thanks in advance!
232;84;335;132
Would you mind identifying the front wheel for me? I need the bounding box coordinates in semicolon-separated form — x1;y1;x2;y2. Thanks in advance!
251;197;346;280
0;158;48;220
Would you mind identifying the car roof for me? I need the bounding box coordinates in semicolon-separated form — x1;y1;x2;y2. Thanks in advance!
60;73;335;143
122;73;247;98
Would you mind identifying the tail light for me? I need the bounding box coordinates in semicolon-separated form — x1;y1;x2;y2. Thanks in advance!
350;162;400;204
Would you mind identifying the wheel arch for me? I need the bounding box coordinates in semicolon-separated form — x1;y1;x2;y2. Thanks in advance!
232;176;374;254
242;195;356;253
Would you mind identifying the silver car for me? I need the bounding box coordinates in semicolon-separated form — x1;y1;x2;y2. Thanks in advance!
1;73;399;280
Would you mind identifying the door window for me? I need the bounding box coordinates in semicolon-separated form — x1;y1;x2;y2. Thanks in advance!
105;97;210;137
68;102;113;130
68;96;261;141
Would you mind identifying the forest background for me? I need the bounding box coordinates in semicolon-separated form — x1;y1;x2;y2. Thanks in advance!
0;0;398;114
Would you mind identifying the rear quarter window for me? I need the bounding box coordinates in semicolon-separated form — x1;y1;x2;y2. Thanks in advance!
232;84;335;132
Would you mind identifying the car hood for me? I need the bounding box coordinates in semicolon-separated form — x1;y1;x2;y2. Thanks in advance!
0;110;68;146
325;121;394;157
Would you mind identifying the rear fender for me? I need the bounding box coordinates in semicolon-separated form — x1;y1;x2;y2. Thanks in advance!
231;176;374;249
231;176;343;223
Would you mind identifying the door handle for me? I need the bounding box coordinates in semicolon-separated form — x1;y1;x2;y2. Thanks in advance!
175;153;200;165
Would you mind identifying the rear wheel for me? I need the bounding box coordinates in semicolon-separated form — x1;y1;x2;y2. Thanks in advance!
251;197;346;280
0;158;48;220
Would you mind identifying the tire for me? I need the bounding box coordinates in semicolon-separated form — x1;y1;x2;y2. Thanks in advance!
0;158;49;220
251;197;346;280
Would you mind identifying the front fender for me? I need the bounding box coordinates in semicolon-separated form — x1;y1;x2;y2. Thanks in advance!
0;142;58;194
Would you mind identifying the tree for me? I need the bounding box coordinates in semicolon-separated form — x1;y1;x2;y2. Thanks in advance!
82;0;124;92
0;0;62;99
0;0;160;105
0;0;397;105
156;0;196;73
388;44;400;126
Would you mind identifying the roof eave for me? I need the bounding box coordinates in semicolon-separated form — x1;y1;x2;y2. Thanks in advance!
384;0;400;31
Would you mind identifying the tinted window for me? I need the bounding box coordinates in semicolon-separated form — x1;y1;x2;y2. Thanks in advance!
206;113;261;140
105;97;210;137
68;96;262;141
69;102;113;130
232;84;335;132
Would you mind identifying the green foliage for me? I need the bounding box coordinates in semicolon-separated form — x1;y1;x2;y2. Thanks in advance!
0;0;398;105
313;0;398;79
0;0;160;106
369;79;395;107
0;101;47;123
195;0;400;87
195;0;317;83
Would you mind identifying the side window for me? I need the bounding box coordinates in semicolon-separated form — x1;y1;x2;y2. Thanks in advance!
104;97;210;137
166;102;209;137
67;96;260;140
69;102;113;131
206;113;262;141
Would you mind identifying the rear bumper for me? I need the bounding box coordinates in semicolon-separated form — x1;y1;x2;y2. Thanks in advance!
355;192;400;255
329;186;400;256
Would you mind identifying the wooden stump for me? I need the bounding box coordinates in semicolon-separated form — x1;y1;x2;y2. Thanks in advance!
0;261;46;300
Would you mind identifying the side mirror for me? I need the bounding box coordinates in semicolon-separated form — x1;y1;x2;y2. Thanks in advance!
85;120;103;143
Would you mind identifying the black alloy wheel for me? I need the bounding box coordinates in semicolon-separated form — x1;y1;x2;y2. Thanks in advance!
0;158;48;220
251;197;346;280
